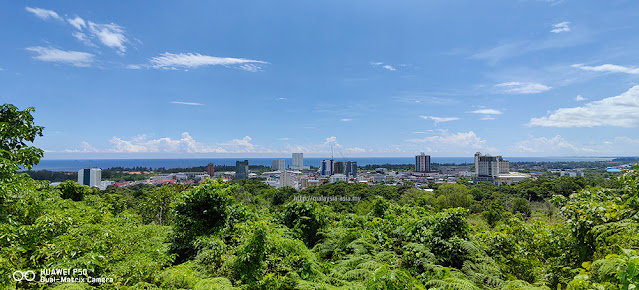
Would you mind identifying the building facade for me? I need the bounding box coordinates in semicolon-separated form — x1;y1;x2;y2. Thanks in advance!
207;163;215;177
333;161;344;174
78;168;101;188
345;161;357;177
272;159;286;171
474;152;512;183
235;160;249;180
415;153;431;172
320;159;333;176
279;170;293;188
292;153;303;170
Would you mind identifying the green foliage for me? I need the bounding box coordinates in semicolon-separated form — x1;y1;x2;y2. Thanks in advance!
170;178;237;262
436;183;474;210
139;185;179;225
483;202;506;228
282;201;328;248
0;104;44;179
511;198;531;220
57;180;94;201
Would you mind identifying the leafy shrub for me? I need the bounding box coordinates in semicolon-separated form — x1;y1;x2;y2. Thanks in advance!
282;201;328;247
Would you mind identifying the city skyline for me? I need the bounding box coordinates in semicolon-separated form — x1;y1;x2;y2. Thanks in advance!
2;1;639;159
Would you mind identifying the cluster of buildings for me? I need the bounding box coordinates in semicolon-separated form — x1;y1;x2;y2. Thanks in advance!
68;151;534;191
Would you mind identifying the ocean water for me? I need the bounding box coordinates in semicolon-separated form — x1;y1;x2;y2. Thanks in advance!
29;157;616;172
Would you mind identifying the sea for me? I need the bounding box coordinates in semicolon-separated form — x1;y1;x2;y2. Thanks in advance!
29;157;616;172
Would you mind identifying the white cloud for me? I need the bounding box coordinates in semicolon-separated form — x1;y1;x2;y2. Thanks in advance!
72;31;98;47
575;95;586;101
572;63;639;75
382;65;396;71
239;64;262;72
340;118;353;122
220;136;256;152
25;7;62;21
513;135;593;154
370;62;383;65
108;132;226;153
550;22;571;33
495;82;552;94
170;101;204;106
406;131;489;151
615;136;639;144
147;52;268;70
420;116;460;124
126;64;142;69
25;46;94;67
528;85;639;127
28;7;130;54
67;17;86;30
324;136;340;147
275;97;287;101
470;109;503;115
86;22;128;54
277;138;290;141
480;116;496;120
344;147;366;153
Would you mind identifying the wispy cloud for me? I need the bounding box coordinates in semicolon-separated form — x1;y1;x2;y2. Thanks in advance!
86;22;128;54
25;7;62;21
419;116;460;124
528;85;639;127
146;52;268;70
26;46;94;67
472;29;590;63
572;63;639;74
340;118;353;122
27;7;131;54
470;109;503;115
371;61;398;71
575;95;586;101
67;17;86;30
170;101;204;106
495;82;552;94
382;65;396;71
550;22;570;33
277;138;290;141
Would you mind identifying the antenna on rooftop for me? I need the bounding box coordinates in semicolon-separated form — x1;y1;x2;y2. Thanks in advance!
331;145;334;161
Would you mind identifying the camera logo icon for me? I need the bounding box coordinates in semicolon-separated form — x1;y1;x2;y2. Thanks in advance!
13;270;36;282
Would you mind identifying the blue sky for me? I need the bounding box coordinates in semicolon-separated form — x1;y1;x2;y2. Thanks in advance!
2;0;639;159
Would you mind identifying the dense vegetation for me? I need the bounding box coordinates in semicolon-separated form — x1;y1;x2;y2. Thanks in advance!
2;104;638;289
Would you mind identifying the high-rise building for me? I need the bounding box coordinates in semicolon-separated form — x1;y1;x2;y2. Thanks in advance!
474;152;510;181
292;153;303;170
345;161;357;177
320;159;333;176
415;153;431;172
207;163;215;177
235;160;249;180
272;159;286;171
280;170;293;188
333;161;344;174
78;168;101;187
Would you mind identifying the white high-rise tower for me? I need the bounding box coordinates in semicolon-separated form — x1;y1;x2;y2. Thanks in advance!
292;153;303;170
